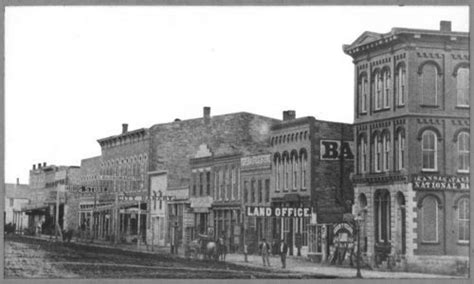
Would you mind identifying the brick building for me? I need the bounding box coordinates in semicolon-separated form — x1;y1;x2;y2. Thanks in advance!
269;112;354;258
344;21;469;273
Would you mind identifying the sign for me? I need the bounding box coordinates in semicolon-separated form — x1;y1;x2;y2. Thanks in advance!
246;206;311;218
333;223;353;235
413;175;469;190
241;154;271;169
320;140;354;160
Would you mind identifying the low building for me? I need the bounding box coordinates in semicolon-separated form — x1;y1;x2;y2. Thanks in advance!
4;179;30;233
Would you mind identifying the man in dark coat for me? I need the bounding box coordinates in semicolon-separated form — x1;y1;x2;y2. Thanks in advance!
259;238;271;267
279;238;288;269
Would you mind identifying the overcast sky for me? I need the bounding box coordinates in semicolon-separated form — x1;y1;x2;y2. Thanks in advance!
5;6;469;184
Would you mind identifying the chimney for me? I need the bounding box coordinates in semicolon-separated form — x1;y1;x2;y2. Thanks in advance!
203;107;211;124
43;162;46;167
33;164;36;170
283;110;296;121
440;21;451;32
122;123;128;134
38;163;42;169
16;178;19;185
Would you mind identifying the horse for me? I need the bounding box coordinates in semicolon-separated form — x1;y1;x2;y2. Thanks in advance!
217;237;227;261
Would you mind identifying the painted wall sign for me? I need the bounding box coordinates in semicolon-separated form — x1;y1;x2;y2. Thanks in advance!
413;175;469;190
320;140;354;160
241;154;271;168
246;206;311;217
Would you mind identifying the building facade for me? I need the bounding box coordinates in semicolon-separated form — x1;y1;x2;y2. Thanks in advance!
344;21;469;273
4;179;30;234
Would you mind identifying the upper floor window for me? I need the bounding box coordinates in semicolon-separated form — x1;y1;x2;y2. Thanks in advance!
422;130;437;171
458;132;470;172
251;179;256;203
374;133;382;172
9;198;14;207
383;69;391;109
206;171;211;196
301;150;308;190
421;195;439;243
258;180;263;203
456;67;469;107
396;129;406;170
265;179;270;203
358;134;367;174
458;198;470;242
420;62;440;106
395;64;406;106
359;74;368;113
199;172;203;196
374;71;383;110
382;132;391;172
243;181;248;203
275;156;281;192
292;156;298;190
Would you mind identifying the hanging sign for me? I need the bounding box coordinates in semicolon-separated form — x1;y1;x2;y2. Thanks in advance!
246;206;311;217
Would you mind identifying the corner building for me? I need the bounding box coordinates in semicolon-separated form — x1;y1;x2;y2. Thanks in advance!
344;21;469;273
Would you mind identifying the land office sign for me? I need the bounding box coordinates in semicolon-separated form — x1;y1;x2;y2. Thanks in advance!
413;175;469;190
246;206;311;218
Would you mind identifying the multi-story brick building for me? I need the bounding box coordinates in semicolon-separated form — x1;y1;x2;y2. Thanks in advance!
269;111;354;258
344;21;469;273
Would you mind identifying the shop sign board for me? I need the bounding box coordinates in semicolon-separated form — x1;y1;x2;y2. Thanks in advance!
413;175;469;190
246;206;311;218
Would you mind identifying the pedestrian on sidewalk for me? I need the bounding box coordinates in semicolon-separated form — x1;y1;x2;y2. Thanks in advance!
259;238;271;267
279;238;288;269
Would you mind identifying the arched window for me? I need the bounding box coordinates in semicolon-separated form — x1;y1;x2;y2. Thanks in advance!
383;68;391;108
359;74;368;113
243;180;248;203
358;134;367;173
396;129;406;170
458;132;470;172
382;131;391;172
291;151;298;190
421;195;439;243
396;64;407;106
373;71;383;110
374;133;382;172
276;155;281;192
420;63;440;106
456;67;469;106
458;198;469;242
300;150;308;190
374;189;391;243
422;131;437;171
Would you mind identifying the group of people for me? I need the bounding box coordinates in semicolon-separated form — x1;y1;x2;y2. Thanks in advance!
259;238;288;269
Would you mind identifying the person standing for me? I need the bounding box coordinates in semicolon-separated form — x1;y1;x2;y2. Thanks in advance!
279;238;288;269
259;238;271;267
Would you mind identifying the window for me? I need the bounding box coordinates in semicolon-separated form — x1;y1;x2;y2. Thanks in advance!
214;169;219;200
383;69;391;108
9;198;14;207
221;169;226;201
374;190;390;243
293;156;298;189
265;179;270;203
396;64;406;106
251;179;255;203
458;198;469;242
192;173;197;196
302;217;310;246
420;63;439;106
456;67;469;106
233;168;238;200
359;74;368;113
374;134;382;172
421;196;439;243
383;132;390;172
396;129;406;170
358;135;367;173
258;180;263;203
275;156;281;192
199;172;203;196
206;171;211;196
458;132;470;172
374;71;383;110
227;168;232;200
422;131;437;171
301;151;307;189
285;157;290;191
243;181;248;203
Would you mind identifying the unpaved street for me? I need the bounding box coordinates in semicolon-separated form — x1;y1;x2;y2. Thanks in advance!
4;235;332;279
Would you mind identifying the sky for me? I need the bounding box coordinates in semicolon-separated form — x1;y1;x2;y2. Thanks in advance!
5;6;469;184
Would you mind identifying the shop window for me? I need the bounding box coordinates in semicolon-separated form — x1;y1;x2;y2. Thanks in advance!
420;62;440;106
457;132;470;172
396;64;406;106
374;189;390;243
422;130;437;171
421;196;439;243
302;217;310;246
458;198;469;242
456;67;469;107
